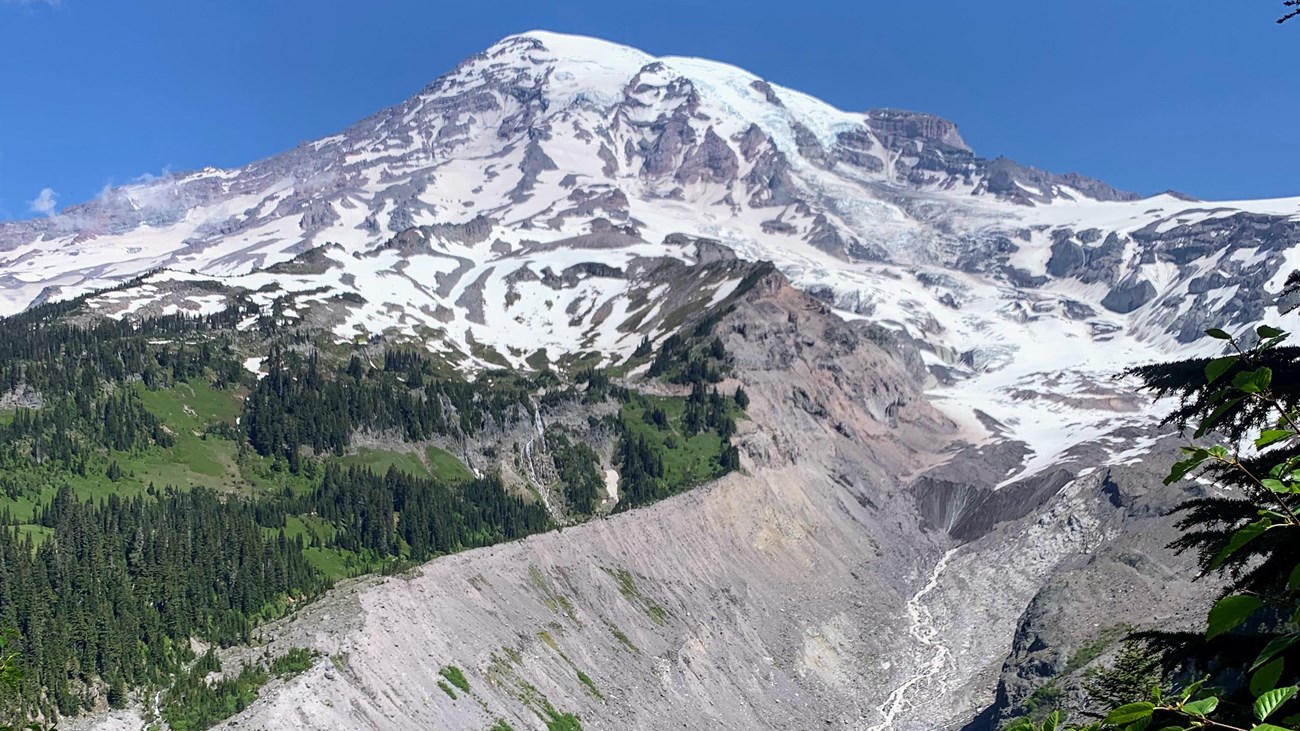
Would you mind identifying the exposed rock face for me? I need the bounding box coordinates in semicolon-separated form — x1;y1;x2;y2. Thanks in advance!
423;214;497;245
833;127;885;172
677;126;739;184
1136;213;1297;342
1045;231;1125;284
0;384;43;410
863;109;1136;206
867;109;972;152
299;199;341;231
749;79;785;107
673;234;739;265
1045;239;1086;277
914;441;1075;542
964;449;1216;730
1101;277;1156;313
513;140;559;200
1054;172;1144;203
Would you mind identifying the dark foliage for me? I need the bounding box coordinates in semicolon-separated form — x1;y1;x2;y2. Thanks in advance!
549;434;604;515
243;347;552;471
0;488;321;720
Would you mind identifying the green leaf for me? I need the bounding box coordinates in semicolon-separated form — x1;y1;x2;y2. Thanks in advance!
1195;396;1244;438
1208;595;1262;639
1270;456;1300;480
1211;520;1272;571
1289;564;1300;592
1042;710;1058;731
1254;725;1295;731
1179;678;1208;701
1165;460;1198;485
1205;356;1237;384
1252;658;1285;696
1257;430;1295;449
1181;696;1218;716
1233;367;1274;394
1123;718;1151;731
1257;366;1276;391
1260;478;1294;494
1253;633;1300;671
1206;328;1232;340
1106;702;1155;725
1259;325;1287;339
1166;453;1211;485
1255;686;1297;721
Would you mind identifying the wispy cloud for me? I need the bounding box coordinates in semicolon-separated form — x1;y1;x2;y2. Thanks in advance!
1;0;62;6
131;166;171;185
97;166;173;200
28;187;57;216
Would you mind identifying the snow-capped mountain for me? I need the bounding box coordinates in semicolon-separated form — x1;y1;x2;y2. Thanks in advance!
2;30;1295;483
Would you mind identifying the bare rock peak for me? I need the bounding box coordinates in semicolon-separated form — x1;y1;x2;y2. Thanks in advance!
868;108;971;152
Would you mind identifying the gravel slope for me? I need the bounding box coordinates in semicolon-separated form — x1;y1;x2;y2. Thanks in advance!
75;276;1202;731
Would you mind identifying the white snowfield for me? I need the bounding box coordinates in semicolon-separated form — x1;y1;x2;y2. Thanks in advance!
1;30;1294;486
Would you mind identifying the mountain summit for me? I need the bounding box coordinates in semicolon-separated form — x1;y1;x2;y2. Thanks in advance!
0;30;1296;478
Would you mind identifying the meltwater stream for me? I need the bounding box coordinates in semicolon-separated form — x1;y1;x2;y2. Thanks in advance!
867;547;961;731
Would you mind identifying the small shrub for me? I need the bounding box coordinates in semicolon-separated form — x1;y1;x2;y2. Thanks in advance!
576;669;602;699
437;680;457;700
440;665;470;693
270;647;319;679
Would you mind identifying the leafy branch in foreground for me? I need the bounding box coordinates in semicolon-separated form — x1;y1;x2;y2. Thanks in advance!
1011;310;1300;729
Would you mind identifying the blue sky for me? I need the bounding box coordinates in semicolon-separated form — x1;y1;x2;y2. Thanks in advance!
0;0;1294;220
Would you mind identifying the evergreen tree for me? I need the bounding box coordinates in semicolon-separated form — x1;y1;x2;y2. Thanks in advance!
1079;640;1165;716
550;433;603;515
